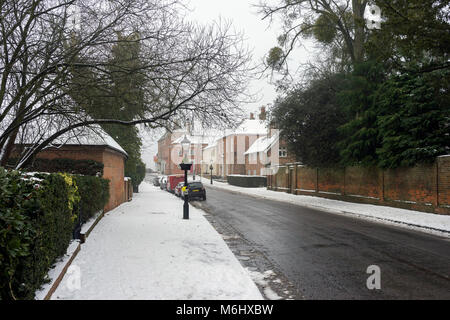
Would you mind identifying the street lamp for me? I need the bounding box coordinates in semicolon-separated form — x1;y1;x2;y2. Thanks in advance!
209;163;213;185
179;135;192;219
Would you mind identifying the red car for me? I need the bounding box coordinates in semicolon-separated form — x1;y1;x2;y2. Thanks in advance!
166;175;184;193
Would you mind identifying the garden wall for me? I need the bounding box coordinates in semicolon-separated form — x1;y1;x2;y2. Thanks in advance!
267;156;450;215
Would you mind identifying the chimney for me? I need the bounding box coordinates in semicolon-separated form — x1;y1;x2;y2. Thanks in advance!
259;106;266;120
250;112;255;120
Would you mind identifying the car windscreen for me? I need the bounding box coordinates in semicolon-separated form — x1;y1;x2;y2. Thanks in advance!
188;183;203;188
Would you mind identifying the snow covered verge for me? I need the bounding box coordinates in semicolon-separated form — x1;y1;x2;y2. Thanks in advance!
199;177;450;237
50;182;263;300
34;241;81;300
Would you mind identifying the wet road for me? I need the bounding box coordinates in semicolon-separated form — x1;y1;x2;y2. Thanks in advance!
200;186;450;299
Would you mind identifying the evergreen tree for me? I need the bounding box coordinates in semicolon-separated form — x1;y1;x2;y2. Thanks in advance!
70;32;147;190
375;69;450;168
271;75;348;167
337;61;386;166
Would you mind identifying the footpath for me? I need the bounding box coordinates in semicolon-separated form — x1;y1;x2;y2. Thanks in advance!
49;181;263;300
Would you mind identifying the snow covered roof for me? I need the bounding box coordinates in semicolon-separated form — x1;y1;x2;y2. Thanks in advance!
203;139;219;151
244;133;278;155
172;134;208;145
51;126;128;157
225;119;267;137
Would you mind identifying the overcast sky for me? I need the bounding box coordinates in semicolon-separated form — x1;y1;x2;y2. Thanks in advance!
141;0;314;169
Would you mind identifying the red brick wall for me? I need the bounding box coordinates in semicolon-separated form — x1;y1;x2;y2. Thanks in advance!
36;146;104;163
345;167;382;199
384;164;436;205
267;159;450;215
296;167;316;192
438;156;450;209
102;149;125;212
318;168;345;195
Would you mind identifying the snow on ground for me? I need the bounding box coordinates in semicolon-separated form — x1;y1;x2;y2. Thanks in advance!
51;182;263;300
245;269;283;300
35;240;80;300
198;177;450;236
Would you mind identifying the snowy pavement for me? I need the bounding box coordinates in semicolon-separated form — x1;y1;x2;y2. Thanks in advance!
198;177;450;236
51;182;263;300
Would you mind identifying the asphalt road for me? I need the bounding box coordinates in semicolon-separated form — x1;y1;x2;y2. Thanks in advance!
199;186;450;299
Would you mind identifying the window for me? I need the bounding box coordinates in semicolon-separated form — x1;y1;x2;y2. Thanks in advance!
190;148;195;156
279;147;287;158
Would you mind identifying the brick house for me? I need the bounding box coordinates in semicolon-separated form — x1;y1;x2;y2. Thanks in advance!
244;127;297;176
155;106;298;179
217;117;267;177
16;129;129;212
156;129;185;175
156;126;212;175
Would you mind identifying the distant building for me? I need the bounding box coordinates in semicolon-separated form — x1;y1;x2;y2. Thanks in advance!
156;123;216;175
244;127;297;176
155;106;298;179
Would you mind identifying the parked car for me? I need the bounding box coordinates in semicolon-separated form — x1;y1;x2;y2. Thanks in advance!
174;182;184;197
166;175;185;193
152;176;161;186
181;181;206;201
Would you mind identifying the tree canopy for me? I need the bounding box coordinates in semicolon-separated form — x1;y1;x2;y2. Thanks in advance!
264;0;449;169
0;0;254;169
270;74;348;167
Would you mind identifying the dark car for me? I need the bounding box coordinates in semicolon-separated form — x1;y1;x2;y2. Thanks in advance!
182;181;206;201
152;176;161;186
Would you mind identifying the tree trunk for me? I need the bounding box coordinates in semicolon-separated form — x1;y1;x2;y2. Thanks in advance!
352;0;367;64
0;128;19;167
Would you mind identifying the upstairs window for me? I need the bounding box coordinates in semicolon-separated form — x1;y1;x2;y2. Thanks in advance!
279;147;287;158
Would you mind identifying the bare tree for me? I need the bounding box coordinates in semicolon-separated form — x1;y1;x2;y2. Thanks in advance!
256;0;369;73
0;0;254;168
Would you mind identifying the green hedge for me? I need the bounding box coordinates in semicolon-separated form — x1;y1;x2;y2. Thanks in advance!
73;175;109;223
0;168;109;300
7;158;104;176
227;175;267;188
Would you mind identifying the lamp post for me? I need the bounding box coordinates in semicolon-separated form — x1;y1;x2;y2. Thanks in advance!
209;164;213;185
179;135;192;220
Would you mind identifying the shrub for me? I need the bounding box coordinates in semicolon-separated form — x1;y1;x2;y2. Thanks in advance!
0;168;110;300
73;175;109;223
7;158;104;176
0;169;38;300
0;169;75;299
227;175;267;188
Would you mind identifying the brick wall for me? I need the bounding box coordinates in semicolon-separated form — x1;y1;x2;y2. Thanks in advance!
296;167;316;192
437;156;450;213
344;167;382;199
318;168;345;195
384;164;436;206
102;149;125;212
267;158;450;215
